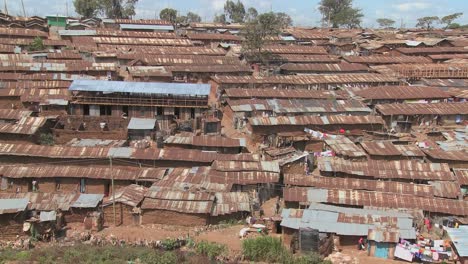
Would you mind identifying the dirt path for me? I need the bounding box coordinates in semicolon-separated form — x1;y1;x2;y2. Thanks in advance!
98;224;192;242
195;225;244;252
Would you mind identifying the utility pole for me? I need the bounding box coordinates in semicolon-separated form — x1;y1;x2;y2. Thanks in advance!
4;0;8;16
66;0;68;17
110;156;116;226
20;0;26;17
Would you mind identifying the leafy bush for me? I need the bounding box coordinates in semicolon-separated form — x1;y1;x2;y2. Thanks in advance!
195;241;227;260
242;236;330;264
28;37;45;51
39;133;55;146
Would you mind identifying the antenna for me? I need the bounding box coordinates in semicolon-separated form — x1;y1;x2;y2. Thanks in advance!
21;0;26;17
4;0;8;16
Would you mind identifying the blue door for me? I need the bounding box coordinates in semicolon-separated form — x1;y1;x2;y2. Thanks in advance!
374;242;389;259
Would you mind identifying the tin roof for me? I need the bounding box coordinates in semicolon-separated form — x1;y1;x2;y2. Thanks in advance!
69;80;210;96
428;181;461;199
262;45;327;54
284;187;468;216
343;56;431;64
225;88;347;99
0;198;28;214
105;18;171;25
142;188;215;214
212;74;400;85
360;141;425;157
212;160;280;173
278;54;341;63
454;170;468;185
0;116;48;135
396;47;468;55
376;102;468;116
423;149;468;162
95;29;177;38
127;118;157;130
318;157;454;181
119;24;174;31
355;86;451;100
324;137;367;158
0;109;32;120
445;226;468;257
125;54;241;65
165;135;246;148
280;63;369;73
114;46;226;55
212;192;250;216
93;37;192;46
167;64;252;73
284;174;435;197
249;115;384;127
0;164;163;180
103;184;147;207
281;205;415;238
0;27;47;37
187;33;241;41
72;194;104;208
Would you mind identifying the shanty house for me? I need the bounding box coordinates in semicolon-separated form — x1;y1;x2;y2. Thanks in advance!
103;184;147;226
355;86;451;106
375;102;467;132
69;80;210;120
0;198;28;240
164;134;246;154
127;117;157;140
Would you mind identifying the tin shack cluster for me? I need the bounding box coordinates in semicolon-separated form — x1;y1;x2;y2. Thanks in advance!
0;13;466;263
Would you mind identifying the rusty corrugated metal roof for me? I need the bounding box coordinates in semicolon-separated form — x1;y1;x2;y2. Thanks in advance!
103;184;147;207
262;45;327;54
284;174;435;197
95;29;176;38
142;188;215;214
360;141;405;156
165;135;245;148
324;137;367;158
355;86;451;100
343;55;431;64
212;192;250;216
280;62;369;73
396;47;468;55
249;115;384;127
212;74;400;85
93;37;192;46
0;27;47;37
0;116;47;135
225;88;347;99
318;157;454;181
126;55;240;65
454;169;468;185
428;181;461;199
0;109;32;120
187;33;241;41
423;149;468;162
212;160;280;173
167;64;252;73
278;54;340;63
376;102;468;116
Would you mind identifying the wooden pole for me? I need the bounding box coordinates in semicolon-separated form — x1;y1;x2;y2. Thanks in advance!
110;156;116;226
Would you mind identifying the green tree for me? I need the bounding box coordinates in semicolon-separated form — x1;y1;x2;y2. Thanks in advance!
243;12;287;63
214;13;227;23
275;12;293;28
224;0;245;23
448;23;461;29
186;12;201;23
416;16;440;30
245;7;258;22
376;18;395;28
319;0;363;28
99;0;138;18
73;0;100;18
441;13;463;29
28;37;45;51
160;8;178;24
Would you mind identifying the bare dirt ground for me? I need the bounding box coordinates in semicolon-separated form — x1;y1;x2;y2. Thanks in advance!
195;224;245;252
99;224;192;242
339;244;403;264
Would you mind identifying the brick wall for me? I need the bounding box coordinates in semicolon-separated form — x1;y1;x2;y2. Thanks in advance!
142;209;209;226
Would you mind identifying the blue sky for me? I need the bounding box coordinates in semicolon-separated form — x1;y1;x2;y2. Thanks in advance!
10;0;468;27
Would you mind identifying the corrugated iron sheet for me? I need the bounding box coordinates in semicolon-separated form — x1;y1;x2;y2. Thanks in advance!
107;18;171;25
0;193;79;211
0;27;47;37
324;137;367;157
0;198;29;214
355;86;451;100
284;174;435;197
428;181;461;199
103;184;147;207
212;74;399;85
278;54;340;63
165;135;245;148
112;46;226;55
318;157;454;181
95;29;177;38
249;115;383;126
0;164;164;180
396;47;468;55
212;160;280;173
262;45;327;54
368;228;400;243
167;65;251;73
454;169;468;185
280;62;369;73
0;116;47;135
125;55;241;66
343;55;431;64
212;192;250;216
225;88;348;99
93;37;192;46
376;102;468;116
72;194;104;208
187;33;240;41
142;188;214;214
423;149;468;162
360;141;404;156
0;109;32;120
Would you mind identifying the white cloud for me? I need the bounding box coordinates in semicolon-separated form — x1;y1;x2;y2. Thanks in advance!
393;2;431;12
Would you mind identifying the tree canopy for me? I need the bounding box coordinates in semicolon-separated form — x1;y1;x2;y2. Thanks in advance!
376;18;395;28
73;0;138;19
319;0;363;28
243;12;292;63
73;0;100;18
214;14;227;24
185;12;202;23
245;7;258;22
224;0;246;23
159;8;178;24
441;13;463;29
416;16;440;30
